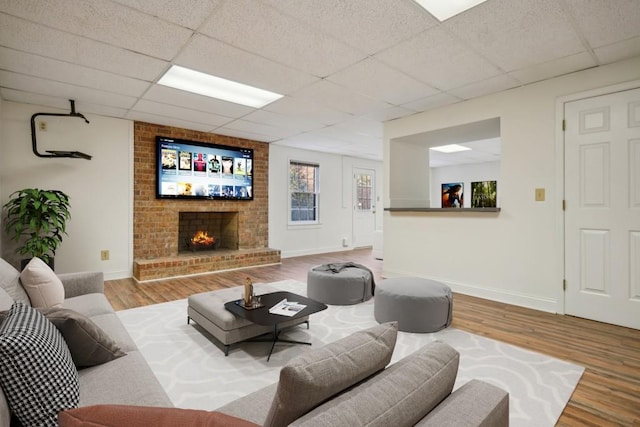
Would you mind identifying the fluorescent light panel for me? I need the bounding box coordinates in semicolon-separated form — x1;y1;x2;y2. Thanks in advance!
158;65;283;108
430;144;472;153
414;0;489;21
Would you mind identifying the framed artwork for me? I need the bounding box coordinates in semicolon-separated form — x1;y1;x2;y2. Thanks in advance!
471;181;497;208
441;182;464;208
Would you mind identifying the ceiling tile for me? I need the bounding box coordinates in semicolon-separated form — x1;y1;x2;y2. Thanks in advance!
327;58;440;105
242;109;325;133
375;26;502;91
400;92;462;112
447;73;520;100
365;105;418;122
562;0;640;48
594;36;640;65
0;89;72;110
264;0;438;54
331;116;384;138
142;85;254;119
263;96;352;126
0;71;138;109
292;80;390;116
0;47;151;97
0;13;169;81
444;0;585;72
174;34;319;96
199;0;366;77
213;126;276;143
126;111;214;133
221;119;298;140
1;88;131;118
131;99;233;127
109;0;222;29
509;52;596;84
0;0;192;60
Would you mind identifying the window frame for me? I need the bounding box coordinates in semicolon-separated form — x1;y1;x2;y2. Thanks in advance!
288;160;320;226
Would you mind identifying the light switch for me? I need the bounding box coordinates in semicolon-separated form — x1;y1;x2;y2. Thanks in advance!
535;188;545;201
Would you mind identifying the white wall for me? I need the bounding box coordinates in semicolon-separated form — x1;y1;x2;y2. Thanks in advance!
0;102;132;279
430;161;500;208
269;144;383;258
384;55;640;313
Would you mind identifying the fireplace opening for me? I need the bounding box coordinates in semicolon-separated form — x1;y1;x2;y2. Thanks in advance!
178;212;238;253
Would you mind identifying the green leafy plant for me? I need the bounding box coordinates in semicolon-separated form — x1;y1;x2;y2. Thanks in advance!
3;188;71;265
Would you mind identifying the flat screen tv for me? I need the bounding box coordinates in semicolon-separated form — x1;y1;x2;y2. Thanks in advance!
156;136;253;200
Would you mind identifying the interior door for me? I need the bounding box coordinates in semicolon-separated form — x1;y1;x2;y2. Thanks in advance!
564;87;640;329
352;168;376;248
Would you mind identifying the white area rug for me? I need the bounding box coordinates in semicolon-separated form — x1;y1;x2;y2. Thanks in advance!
117;280;583;426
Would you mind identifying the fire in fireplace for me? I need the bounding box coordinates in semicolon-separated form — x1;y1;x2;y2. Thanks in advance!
186;230;217;251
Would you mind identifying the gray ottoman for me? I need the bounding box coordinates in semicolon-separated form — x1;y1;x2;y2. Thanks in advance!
307;264;373;305
374;277;452;333
187;284;308;355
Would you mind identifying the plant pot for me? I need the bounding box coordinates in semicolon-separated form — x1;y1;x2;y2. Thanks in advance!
20;257;55;271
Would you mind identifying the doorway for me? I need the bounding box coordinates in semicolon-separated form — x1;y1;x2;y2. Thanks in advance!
564;86;640;329
352;168;376;248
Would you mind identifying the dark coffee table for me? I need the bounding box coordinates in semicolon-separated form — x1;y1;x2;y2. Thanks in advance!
224;291;327;361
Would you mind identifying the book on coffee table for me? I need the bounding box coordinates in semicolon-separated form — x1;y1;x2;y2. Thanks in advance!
269;298;306;317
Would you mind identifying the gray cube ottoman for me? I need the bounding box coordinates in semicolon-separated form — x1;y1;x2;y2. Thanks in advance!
374;277;452;333
307;263;374;305
187;284;308;355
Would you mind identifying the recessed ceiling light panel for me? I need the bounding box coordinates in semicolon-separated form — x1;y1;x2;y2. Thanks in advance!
414;0;489;21
158;65;283;108
430;144;472;153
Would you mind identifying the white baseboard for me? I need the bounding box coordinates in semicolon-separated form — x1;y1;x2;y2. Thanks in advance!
382;269;558;314
281;246;353;259
104;269;133;281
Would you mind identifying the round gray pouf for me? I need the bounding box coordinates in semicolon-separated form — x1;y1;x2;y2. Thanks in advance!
307;265;373;305
374;277;452;333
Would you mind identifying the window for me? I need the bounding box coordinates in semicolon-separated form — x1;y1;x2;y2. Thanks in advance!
356;173;372;211
289;161;319;224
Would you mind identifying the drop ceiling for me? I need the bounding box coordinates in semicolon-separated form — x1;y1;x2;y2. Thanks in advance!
1;0;639;161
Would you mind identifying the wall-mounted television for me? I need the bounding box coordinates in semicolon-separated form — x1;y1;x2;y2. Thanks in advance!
156;136;253;200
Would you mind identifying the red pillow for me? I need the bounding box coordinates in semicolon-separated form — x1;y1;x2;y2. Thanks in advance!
57;405;259;427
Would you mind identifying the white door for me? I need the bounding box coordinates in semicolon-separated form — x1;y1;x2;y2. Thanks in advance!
564;87;640;330
353;168;376;248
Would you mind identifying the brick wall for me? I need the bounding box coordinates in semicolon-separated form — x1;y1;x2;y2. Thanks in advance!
133;121;270;262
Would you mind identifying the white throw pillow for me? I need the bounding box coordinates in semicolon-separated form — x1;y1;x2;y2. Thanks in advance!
20;258;65;308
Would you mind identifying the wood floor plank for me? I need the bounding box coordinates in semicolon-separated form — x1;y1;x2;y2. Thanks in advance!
104;248;640;426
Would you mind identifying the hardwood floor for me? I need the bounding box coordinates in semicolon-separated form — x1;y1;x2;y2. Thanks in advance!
105;248;640;426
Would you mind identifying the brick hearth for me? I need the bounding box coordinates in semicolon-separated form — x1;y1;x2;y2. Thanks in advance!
132;122;279;281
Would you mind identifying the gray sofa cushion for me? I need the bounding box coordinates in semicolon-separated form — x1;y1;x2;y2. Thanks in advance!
415;379;509;427
39;307;126;368
62;293;116;317
291;340;459;427
78;350;172;408
265;322;398;427
0;258;29;304
0;301;79;427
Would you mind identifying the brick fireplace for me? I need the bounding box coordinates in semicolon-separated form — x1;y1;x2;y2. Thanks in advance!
132;122;280;281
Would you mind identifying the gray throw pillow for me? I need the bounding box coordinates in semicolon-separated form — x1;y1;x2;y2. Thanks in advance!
0;301;79;427
38;307;126;368
264;321;398;427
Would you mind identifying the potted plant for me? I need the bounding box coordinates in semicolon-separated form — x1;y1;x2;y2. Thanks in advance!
3;188;71;270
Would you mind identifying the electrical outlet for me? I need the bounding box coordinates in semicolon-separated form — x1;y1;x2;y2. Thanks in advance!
100;250;109;261
535;188;545;202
